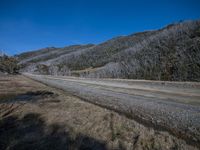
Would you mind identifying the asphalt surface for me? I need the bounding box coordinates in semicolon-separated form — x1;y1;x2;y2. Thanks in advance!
24;73;200;146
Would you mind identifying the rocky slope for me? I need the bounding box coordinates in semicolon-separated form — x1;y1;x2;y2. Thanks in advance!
17;20;200;81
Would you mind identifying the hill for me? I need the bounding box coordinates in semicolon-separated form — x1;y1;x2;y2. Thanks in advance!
17;20;200;81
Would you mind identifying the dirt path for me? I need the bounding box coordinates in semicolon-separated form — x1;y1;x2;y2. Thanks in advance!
0;75;199;150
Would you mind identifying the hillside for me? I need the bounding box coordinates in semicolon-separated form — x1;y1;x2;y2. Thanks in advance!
17;20;200;81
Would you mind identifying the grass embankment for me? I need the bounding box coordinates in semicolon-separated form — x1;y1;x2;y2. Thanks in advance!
0;75;197;150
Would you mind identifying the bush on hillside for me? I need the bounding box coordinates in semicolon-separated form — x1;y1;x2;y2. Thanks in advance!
0;55;20;74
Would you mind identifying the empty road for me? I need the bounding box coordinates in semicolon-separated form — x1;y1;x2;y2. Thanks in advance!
24;73;200;146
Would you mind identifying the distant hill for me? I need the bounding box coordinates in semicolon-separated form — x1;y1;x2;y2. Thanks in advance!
17;20;200;81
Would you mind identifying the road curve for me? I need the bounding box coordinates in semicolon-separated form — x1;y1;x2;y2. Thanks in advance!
24;73;200;147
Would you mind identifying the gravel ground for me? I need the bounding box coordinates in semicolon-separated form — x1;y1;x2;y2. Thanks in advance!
25;73;200;148
1;75;199;149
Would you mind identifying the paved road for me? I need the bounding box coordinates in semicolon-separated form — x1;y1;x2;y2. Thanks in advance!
24;73;200;146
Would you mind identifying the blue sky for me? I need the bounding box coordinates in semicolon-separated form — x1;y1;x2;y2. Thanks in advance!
0;0;200;55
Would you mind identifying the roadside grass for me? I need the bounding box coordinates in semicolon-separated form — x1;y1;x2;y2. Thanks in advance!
0;75;198;150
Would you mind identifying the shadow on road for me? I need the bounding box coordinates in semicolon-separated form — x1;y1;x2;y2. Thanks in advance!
0;113;107;150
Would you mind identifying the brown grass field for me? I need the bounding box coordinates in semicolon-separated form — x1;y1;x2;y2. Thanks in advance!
0;75;198;150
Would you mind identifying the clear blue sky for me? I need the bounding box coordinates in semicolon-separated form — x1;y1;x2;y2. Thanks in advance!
0;0;200;55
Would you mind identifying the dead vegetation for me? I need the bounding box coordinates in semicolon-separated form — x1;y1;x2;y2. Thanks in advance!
18;20;200;81
0;55;19;74
0;75;198;150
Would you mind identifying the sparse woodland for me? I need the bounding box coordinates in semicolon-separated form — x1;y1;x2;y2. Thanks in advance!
0;55;20;74
17;20;200;81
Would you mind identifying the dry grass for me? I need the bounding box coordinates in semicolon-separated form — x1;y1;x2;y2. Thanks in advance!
0;75;198;150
